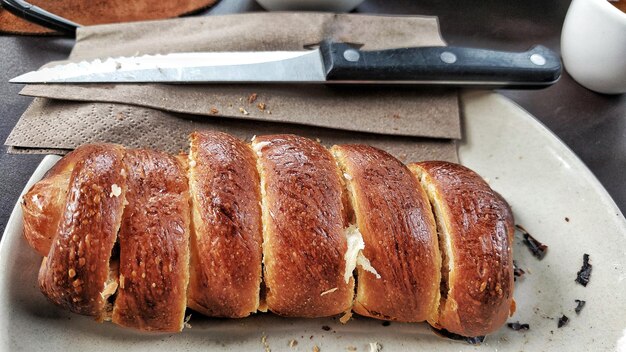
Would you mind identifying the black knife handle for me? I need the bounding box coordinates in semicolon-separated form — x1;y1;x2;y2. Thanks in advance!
319;41;562;88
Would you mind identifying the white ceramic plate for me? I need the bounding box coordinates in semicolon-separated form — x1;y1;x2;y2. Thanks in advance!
1;91;625;352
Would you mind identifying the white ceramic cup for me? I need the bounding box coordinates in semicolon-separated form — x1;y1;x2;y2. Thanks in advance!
255;0;365;12
561;0;626;94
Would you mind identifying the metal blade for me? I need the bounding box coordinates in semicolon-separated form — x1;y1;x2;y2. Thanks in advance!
10;50;326;84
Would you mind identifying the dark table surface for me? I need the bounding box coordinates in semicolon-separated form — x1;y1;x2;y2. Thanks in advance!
1;0;624;236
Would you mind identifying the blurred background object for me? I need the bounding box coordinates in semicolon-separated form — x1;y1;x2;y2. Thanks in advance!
256;0;364;11
561;0;626;94
0;0;219;35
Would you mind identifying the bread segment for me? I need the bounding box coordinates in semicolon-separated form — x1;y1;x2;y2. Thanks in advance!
408;161;514;337
253;134;353;317
22;145;104;257
187;131;263;317
111;149;190;332
38;144;127;319
332;145;441;322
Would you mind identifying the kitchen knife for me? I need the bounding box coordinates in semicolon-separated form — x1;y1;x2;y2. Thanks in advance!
10;41;562;88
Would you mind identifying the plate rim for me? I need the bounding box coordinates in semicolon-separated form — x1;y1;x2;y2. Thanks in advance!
1;92;625;351
460;90;625;223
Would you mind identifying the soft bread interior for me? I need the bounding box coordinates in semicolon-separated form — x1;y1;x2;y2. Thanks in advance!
98;156;128;322
251;137;272;302
176;155;192;330
100;156;128;323
107;178;127;301
410;165;455;323
331;149;380;288
343;225;380;283
100;258;120;322
186;140;205;313
89;153;128;321
178;153;193;322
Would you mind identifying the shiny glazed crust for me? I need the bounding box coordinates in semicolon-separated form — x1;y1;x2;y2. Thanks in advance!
187;131;263;318
332;145;441;322
409;161;514;336
253;135;353;317
23;132;515;337
38;144;127;318
111;149;190;332
22;145;105;257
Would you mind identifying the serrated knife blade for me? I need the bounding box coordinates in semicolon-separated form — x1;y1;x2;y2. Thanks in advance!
11;50;326;84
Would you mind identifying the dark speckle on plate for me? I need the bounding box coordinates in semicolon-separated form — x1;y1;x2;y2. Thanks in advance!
507;322;530;331
516;225;548;260
574;300;586;314
558;315;569;328
575;254;592;287
430;327;485;345
513;260;526;281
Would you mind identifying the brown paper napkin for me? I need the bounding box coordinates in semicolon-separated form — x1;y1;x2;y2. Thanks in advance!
7;98;458;162
20;85;459;138
7;13;461;162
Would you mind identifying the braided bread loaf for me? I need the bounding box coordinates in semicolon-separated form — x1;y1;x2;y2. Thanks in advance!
22;131;514;336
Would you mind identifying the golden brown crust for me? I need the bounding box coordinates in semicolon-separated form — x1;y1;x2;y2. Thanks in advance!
26;133;514;337
409;161;514;336
253;134;353;317
22;145;106;256
111;149;190;332
187;131;263;318
332;145;441;322
38;144;127;318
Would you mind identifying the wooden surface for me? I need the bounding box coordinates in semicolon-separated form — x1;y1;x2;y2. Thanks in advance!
1;0;624;237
